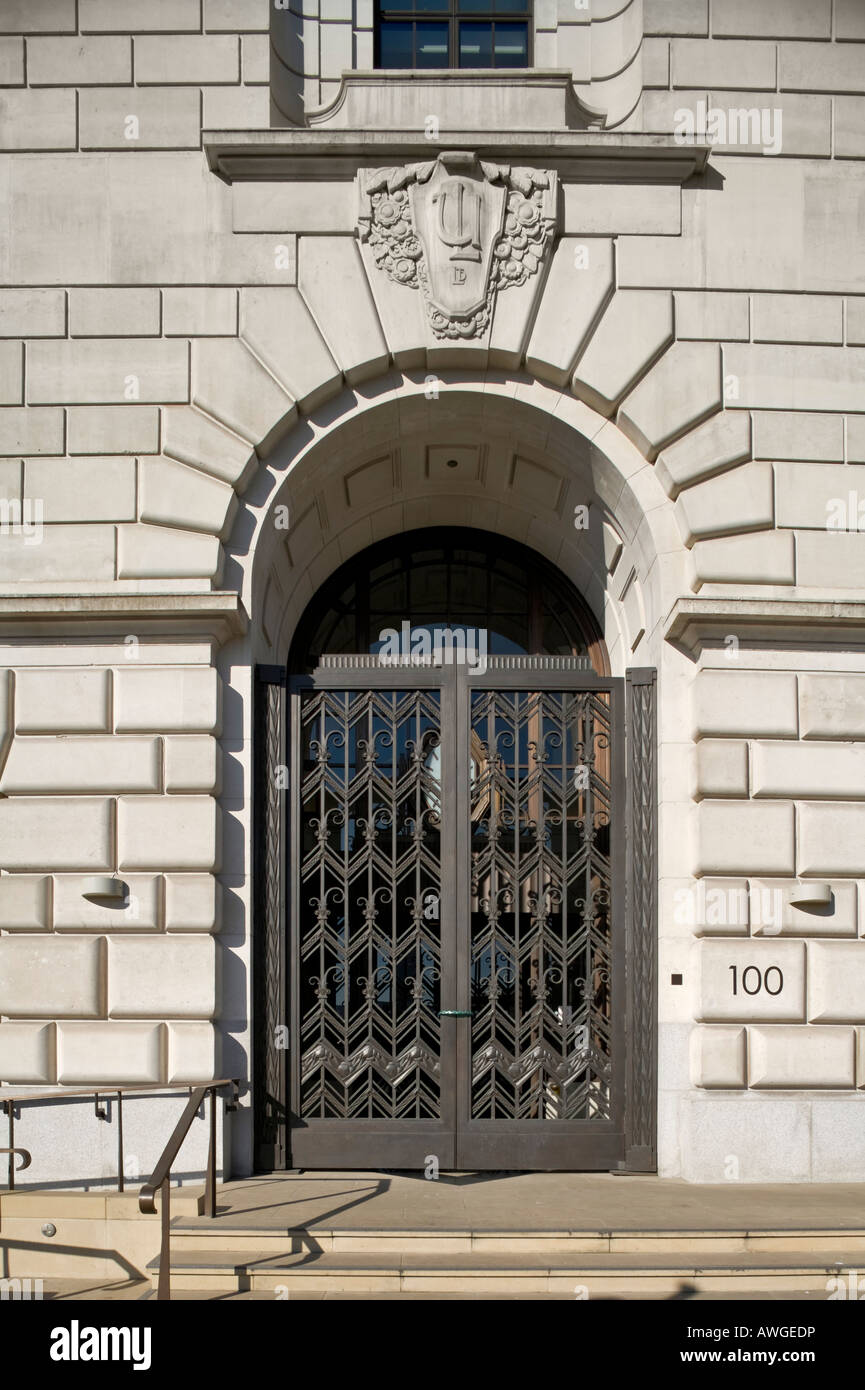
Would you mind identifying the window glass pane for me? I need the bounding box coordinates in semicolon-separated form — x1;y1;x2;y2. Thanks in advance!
459;21;493;66
449;559;487;610
369;571;409;618
409;561;450;610
458;0;527;10
414;0;449;10
294;533;594;670
541;612;574;657
379;21;413;66
416;21;449;64
494;21;528;65
311;609;356;656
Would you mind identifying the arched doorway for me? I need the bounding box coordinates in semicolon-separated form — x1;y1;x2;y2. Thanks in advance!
254;528;656;1171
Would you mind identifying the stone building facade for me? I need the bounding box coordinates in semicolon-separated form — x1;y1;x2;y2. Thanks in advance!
1;0;865;1186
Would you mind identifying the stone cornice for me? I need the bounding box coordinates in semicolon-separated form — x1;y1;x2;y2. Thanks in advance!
666;597;865;655
204;130;710;186
0;593;247;643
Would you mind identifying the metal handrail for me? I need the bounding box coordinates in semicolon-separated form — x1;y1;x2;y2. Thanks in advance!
139;1081;239;1301
1;1078;239;1301
0;1082;223;1104
1;1079;238;1195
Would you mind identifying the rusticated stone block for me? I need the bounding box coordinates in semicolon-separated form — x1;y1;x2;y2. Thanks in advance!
694;670;798;738
749;1026;855;1089
15;667;110;733
0;937;103;1017
57;1021;163;1085
696;801;795;877
799;674;865;740
107;936;217;1019
0;798;113;872
0;874;51;931
0;736;159;795
0;1023;55;1084
690;1025;746;1087
167;1021;220;1084
798;802;865;876
698;940;805;1022
808;942;865;1023
117;795;220;872
114;667;220;734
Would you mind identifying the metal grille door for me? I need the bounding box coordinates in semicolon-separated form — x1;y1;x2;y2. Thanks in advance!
289;667;457;1167
468;688;613;1122
282;659;643;1171
454;663;624;1169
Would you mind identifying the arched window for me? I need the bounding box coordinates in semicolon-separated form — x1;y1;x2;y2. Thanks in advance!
375;0;532;70
289;527;607;673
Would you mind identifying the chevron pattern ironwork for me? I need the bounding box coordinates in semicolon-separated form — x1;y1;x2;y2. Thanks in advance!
469;688;613;1121
298;687;444;1119
253;668;286;1169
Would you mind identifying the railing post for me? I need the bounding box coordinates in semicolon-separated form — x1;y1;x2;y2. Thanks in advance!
204;1087;217;1218
117;1091;124;1194
6;1102;14;1192
157;1176;171;1302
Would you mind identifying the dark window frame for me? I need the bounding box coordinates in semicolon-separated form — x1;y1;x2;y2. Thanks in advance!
289;527;609;675
374;0;533;70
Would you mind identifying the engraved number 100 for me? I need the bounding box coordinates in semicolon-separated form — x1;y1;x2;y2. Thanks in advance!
729;965;784;996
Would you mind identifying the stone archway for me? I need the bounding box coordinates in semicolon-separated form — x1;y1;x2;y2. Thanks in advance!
219;373;678;1174
230;372;688;675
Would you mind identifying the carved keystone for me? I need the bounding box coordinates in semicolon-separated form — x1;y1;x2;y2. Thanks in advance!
357;151;559;341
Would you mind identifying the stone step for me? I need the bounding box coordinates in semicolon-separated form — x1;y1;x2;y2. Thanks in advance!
167;1223;865;1257
149;1247;862;1296
137;1288;830;1302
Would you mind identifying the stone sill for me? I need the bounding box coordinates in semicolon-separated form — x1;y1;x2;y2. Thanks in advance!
204;128;710;186
0;592;247;642
666;597;865;655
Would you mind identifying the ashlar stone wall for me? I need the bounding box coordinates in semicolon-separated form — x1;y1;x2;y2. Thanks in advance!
0;646;221;1088
1;0;865;1181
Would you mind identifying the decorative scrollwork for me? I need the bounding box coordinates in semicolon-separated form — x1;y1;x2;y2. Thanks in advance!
309;964;346;1003
405;963;442;1004
357;885;393;929
309;885;345;929
357;965;393;1003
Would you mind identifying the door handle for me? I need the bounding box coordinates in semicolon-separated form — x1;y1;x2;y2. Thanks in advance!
437;1010;473;1017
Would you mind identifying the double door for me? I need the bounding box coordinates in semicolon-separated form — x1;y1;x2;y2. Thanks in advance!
286;657;626;1170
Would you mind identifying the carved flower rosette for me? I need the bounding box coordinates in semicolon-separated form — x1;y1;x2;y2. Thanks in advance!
366;186;423;290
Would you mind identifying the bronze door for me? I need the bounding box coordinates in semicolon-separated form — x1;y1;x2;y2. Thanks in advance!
286;657;629;1170
289;665;457;1167
456;660;625;1169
